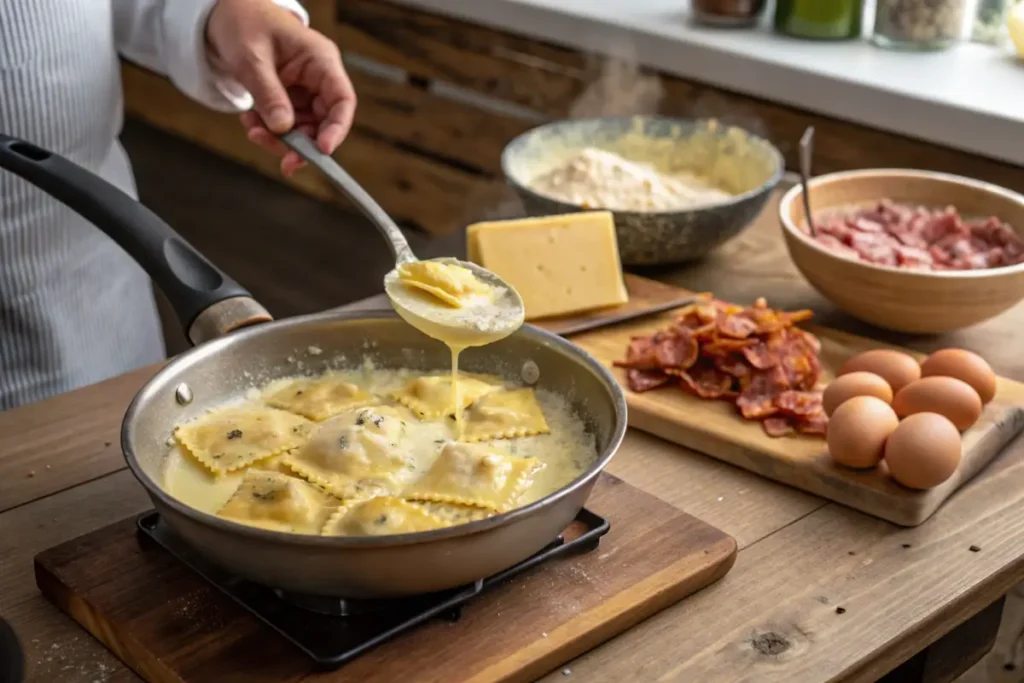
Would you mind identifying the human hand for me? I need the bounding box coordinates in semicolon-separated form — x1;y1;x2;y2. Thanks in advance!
206;0;357;175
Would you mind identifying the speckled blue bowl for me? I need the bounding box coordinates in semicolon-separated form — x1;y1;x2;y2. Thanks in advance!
500;116;784;266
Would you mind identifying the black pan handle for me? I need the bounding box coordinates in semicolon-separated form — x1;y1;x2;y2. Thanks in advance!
0;134;270;344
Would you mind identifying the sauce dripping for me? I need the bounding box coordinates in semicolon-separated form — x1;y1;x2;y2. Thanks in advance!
384;259;525;438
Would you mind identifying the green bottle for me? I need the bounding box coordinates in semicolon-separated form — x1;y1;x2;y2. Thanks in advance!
774;0;864;39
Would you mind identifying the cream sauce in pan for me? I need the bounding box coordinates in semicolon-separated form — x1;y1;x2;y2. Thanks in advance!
162;259;593;537
162;368;597;536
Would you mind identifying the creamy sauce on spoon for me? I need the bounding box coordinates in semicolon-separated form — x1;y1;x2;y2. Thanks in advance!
384;258;525;438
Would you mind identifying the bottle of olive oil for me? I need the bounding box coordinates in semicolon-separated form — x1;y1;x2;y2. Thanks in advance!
774;0;864;39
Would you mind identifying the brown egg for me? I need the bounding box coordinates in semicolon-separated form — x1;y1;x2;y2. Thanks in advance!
921;348;997;404
884;413;962;490
892;376;983;431
822;371;893;417
826;396;900;469
838;349;921;394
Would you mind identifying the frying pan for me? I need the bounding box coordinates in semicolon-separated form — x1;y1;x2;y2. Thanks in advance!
0;134;628;598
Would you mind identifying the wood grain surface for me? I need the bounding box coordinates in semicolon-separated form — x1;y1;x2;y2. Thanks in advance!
5;135;1024;681
34;475;736;683
573;310;1024;526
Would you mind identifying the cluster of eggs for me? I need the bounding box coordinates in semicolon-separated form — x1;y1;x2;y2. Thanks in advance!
823;348;996;490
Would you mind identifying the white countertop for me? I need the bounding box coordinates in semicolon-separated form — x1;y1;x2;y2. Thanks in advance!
393;0;1024;167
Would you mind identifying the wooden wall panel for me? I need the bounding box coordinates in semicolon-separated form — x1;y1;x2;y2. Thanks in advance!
120;0;1023;238
121;63;510;235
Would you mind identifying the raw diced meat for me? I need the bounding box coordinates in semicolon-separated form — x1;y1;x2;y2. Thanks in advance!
808;200;1023;272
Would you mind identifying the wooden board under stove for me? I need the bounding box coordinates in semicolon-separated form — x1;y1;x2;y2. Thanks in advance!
34;473;736;683
571;302;1024;527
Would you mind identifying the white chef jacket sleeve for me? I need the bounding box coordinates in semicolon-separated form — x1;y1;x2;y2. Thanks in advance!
113;0;310;113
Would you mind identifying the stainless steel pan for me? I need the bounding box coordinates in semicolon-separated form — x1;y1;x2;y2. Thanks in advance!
0;134;628;598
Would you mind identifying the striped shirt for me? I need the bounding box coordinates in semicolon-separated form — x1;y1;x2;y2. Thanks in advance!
0;0;306;411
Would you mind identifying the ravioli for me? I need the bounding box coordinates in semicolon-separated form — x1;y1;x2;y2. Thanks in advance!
322;496;447;536
414;500;496;525
250;453;297;476
282;405;416;499
174;406;311;475
404;442;543;511
461;388;551;442
397;260;491;308
263;374;377;421
393;374;500;419
217;470;334;533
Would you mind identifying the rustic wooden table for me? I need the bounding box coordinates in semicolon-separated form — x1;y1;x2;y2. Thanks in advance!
2;188;1024;682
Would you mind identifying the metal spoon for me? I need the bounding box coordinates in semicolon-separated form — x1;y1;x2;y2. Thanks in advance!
799;127;817;237
279;131;524;347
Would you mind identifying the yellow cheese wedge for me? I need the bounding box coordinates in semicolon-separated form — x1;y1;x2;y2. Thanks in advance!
1010;2;1024;59
466;211;629;320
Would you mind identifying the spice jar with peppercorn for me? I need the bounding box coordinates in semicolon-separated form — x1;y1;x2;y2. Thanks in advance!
692;0;768;27
872;0;970;50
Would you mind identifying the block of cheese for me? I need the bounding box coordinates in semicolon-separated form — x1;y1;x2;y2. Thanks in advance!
466;211;629;321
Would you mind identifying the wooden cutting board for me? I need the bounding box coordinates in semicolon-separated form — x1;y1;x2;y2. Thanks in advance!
530;273;697;336
571;307;1024;527
34;473;736;683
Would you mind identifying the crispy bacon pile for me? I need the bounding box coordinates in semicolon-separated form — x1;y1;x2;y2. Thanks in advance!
615;297;828;438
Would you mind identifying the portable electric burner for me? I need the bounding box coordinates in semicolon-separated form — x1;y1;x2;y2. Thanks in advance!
136;509;610;669
35;474;737;682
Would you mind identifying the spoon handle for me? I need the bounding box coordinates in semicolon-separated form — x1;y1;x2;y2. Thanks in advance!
799;127;817;237
280;130;417;265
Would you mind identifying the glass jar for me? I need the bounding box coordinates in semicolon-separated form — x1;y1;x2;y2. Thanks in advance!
972;0;1012;45
872;0;969;50
774;0;864;40
692;0;768;27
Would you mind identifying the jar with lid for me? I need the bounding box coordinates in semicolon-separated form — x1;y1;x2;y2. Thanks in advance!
774;0;864;40
692;0;768;27
972;0;1012;45
872;0;970;50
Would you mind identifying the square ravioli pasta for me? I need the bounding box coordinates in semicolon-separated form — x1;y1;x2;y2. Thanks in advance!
263;374;377;421
404;442;543;512
392;374;500;419
322;496;448;536
461;388;550;442
174;405;311;475
282;405;417;500
397;260;491;307
414;500;496;525
217;470;334;534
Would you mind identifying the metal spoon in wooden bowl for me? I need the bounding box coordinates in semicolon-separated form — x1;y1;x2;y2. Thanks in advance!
799;126;817;237
279;130;525;350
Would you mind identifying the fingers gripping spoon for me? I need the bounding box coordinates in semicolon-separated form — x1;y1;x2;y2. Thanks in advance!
279;131;525;349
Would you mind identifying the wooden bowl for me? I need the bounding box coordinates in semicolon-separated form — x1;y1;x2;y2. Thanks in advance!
779;169;1024;334
501;116;783;266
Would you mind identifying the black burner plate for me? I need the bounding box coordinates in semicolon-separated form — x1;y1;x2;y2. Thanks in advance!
136;510;609;669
